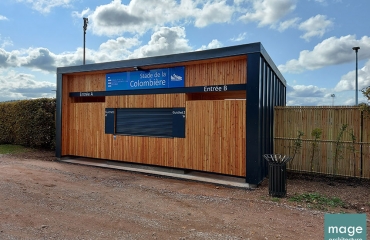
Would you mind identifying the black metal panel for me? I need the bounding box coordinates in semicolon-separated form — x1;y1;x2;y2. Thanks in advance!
246;53;262;185
267;63;271;155
56;73;62;158
260;45;287;86
270;73;276;154
70;84;247;97
116;108;174;138
246;53;287;185
262;60;267;170
105;108;115;134
172;108;186;138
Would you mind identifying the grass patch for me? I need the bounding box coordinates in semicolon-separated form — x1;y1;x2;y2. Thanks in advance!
0;144;28;154
289;192;345;211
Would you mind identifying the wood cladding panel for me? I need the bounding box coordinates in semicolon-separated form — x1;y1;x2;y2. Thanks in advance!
62;70;247;176
274;106;370;179
110;136;179;167
61;75;71;155
106;94;186;108
187;90;246;100
185;58;247;87
64;99;247;175
185;100;246;176
62;74;106;155
363;112;370;178
63;102;108;158
68;74;105;92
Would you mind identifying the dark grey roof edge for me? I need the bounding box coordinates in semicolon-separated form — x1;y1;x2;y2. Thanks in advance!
57;42;260;74
56;42;286;85
260;44;287;86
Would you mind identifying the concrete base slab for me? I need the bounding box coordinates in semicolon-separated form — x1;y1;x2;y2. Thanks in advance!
59;158;253;189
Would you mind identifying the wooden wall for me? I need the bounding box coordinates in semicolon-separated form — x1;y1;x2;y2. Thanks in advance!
61;56;247;177
185;57;247;86
185;100;246;176
274;106;370;179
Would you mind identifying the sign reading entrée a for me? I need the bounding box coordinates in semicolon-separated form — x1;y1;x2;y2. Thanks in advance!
106;66;185;91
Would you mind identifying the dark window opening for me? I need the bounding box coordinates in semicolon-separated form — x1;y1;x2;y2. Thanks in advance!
116;108;173;138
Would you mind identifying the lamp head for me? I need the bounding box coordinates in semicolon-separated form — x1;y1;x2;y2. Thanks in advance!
352;46;360;51
83;17;89;31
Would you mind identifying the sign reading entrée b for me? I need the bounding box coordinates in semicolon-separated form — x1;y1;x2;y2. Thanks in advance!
106;66;185;91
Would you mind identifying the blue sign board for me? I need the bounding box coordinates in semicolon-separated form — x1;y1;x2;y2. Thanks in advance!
106;67;185;91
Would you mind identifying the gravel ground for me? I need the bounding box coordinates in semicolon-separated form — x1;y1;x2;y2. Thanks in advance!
0;150;369;239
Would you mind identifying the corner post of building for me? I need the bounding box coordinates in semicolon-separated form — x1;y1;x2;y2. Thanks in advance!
56;73;63;159
246;52;263;185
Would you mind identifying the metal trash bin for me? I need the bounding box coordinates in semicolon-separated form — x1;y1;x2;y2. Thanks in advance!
263;154;293;198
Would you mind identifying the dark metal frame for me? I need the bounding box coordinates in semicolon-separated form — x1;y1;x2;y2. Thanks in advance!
56;42;286;185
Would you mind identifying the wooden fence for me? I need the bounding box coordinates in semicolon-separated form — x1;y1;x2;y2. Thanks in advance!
274;106;370;179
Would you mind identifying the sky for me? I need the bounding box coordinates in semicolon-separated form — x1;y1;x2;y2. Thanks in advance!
0;0;369;105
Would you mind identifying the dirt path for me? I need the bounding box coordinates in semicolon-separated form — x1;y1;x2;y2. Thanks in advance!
0;151;368;239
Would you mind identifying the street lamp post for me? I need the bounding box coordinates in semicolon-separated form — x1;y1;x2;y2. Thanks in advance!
352;46;360;105
83;17;89;65
331;94;335;106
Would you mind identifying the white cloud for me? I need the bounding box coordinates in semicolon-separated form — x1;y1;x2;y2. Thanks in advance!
16;0;75;13
72;8;91;19
0;70;56;102
278;35;370;73
274;17;300;32
234;0;247;5
239;0;296;26
193;1;234;27
0;47;82;73
0;27;194;72
286;84;346;106
298;15;333;41
0;15;8;20
89;0;235;37
197;39;223;51
128;27;192;59
99;36;140;53
0;27;194;101
344;98;355;106
335;59;370;92
230;32;247;42
0;35;13;49
314;0;327;5
288;84;326;98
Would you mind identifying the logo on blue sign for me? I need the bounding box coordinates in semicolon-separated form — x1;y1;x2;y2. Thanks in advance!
106;66;185;91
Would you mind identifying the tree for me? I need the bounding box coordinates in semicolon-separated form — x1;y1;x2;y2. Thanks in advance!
359;86;370;114
362;86;370;101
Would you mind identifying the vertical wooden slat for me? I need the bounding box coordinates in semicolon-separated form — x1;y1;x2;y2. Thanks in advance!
185;58;247;87
275;106;369;179
185;100;246;176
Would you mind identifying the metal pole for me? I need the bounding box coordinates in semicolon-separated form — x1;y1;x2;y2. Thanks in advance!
331;94;335;106
352;47;360;105
83;18;88;65
83;29;85;65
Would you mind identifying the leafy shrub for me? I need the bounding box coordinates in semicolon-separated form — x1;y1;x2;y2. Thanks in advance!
0;98;56;150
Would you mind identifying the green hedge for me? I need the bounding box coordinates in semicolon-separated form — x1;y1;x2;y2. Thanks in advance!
0;98;56;150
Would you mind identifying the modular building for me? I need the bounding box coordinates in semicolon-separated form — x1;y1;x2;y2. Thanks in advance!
56;42;286;186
